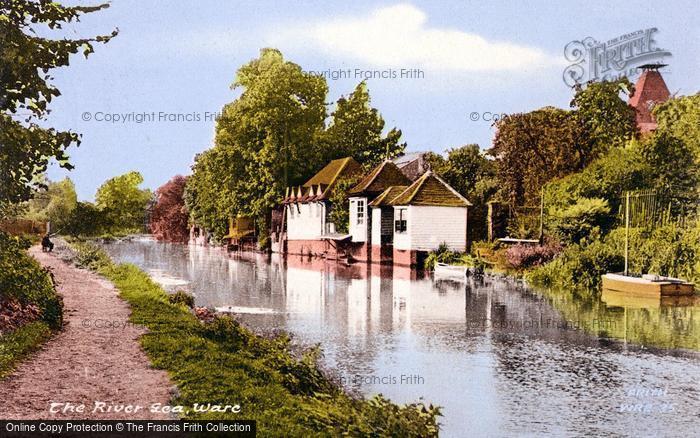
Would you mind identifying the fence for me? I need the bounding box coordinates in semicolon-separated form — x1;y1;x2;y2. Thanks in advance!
0;219;47;236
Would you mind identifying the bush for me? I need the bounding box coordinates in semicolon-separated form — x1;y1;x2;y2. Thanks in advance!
71;241;111;271
424;242;463;270
0;232;62;329
549;197;611;244
527;239;624;290
168;290;195;308
505;240;562;271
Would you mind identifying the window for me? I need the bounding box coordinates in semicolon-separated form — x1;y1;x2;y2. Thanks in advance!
394;208;407;233
357;199;365;225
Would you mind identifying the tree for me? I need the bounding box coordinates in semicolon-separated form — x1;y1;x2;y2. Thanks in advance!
205;48;328;225
0;1;116;210
489;79;637;207
23;177;78;231
489;107;579;206
95;171;152;232
187;49;408;240
653;93;700;165
637;132;698;209
324;82;405;168
150;176;189;243
326;175;361;234
64;201;109;236
570;78;637;156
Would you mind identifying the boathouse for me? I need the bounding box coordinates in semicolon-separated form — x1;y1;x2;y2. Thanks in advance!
347;160;412;262
224;216;256;250
282;157;362;257
382;171;471;266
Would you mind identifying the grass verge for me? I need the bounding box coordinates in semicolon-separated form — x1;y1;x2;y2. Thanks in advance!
0;321;52;379
69;241;441;436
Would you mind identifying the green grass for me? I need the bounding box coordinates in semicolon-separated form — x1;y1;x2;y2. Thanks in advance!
72;242;440;437
0;321;52;379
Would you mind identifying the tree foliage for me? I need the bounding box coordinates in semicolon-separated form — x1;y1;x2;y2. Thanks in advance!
653;93;700;165
0;0;116;207
23;177;77;231
186;49;406;240
327;175;361;234
489;79;637;206
323;82;405;169
95;171;152;232
150;175;189;243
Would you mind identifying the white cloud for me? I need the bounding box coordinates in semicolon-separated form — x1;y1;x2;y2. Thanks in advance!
270;3;562;72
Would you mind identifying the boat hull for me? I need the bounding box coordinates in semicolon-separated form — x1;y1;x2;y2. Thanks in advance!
601;274;695;296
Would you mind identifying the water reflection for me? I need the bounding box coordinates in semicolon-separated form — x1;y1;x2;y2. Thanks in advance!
102;239;700;437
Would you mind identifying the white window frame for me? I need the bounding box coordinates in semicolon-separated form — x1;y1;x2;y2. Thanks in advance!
357;199;365;225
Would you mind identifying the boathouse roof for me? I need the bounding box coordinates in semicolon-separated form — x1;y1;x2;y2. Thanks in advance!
388;171;472;207
303;157;362;188
368;185;409;207
348;160;412;197
283;157;362;204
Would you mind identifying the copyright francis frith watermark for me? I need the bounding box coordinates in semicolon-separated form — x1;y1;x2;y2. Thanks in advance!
563;28;672;86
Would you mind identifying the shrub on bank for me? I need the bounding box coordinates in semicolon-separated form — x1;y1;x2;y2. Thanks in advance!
527;223;700;290
168;290;195;308
0;232;62;329
0;322;52;379
504;240;562;271
71;242;441;436
0;231;62;379
526;239;623;290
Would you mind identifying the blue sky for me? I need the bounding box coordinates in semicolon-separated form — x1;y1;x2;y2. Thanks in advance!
43;0;700;200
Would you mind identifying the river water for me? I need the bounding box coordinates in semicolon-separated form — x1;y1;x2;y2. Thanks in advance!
102;238;700;437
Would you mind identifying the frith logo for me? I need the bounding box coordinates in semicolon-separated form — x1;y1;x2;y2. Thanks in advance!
563;28;672;86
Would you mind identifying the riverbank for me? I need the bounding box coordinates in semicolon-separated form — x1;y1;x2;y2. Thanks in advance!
0;233;61;379
0;245;173;419
65;239;441;436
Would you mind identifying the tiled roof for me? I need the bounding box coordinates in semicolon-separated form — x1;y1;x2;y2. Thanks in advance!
389;171;471;207
303;157;362;189
393;152;430;181
348;160;412;196
629;69;670;131
368;185;409;207
283;157;361;204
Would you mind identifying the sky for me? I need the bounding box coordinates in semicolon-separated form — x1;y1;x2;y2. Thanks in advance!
41;0;700;200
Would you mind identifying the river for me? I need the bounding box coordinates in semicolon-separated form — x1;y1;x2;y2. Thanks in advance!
102;237;700;437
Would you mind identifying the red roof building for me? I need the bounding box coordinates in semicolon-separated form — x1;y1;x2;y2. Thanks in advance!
629;64;671;133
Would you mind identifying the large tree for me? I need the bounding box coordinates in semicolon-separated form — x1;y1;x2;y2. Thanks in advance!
23;177;78;231
210;49;328;221
186;49;408;240
150;175;189;243
323;82;405;168
0;0;116;214
95;171;152;232
489;79;637;206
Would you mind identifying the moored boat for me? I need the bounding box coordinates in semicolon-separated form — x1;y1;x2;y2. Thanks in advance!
601;273;695;296
434;262;468;280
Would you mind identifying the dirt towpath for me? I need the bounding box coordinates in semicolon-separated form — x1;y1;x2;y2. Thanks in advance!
0;247;173;420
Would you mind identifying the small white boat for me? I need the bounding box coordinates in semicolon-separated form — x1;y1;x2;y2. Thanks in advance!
215;306;279;315
434;263;468;280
